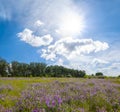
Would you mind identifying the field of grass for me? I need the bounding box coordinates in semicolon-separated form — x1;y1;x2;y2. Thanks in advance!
0;78;120;112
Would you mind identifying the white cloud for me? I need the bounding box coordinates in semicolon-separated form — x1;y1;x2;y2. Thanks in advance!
99;62;120;76
40;37;110;76
41;49;56;61
92;58;109;65
1;0;86;36
110;63;120;69
90;58;108;69
0;4;11;20
41;37;109;61
3;0;118;76
17;28;53;47
34;20;44;27
54;58;64;66
101;49;120;62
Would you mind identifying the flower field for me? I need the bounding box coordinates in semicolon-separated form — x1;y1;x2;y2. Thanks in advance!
0;78;120;112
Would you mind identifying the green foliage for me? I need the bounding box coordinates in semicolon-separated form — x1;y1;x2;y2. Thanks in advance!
95;72;103;76
0;57;8;77
29;62;46;77
66;74;72;77
0;57;86;77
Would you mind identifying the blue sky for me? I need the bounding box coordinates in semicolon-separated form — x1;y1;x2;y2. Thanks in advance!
0;0;120;76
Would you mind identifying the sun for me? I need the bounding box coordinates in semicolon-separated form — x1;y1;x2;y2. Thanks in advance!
58;11;85;37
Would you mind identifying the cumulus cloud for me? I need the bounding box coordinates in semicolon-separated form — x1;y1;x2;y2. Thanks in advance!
92;58;109;65
41;37;109;60
89;58;109;71
17;28;53;47
4;0;116;76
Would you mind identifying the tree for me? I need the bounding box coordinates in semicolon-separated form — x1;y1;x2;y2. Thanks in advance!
29;62;46;77
18;63;30;77
45;66;55;77
11;61;20;76
78;70;86;77
0;58;8;77
95;72;103;76
0;57;87;77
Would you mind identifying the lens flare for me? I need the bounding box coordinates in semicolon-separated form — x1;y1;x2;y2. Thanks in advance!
58;11;85;37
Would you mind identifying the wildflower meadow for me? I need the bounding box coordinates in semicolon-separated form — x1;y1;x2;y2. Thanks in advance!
0;78;120;112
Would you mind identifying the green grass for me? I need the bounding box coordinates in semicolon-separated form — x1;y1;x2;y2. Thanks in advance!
0;78;86;106
0;77;120;110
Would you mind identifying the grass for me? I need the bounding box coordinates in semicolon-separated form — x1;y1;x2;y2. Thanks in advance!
0;78;83;107
0;77;120;111
0;78;84;106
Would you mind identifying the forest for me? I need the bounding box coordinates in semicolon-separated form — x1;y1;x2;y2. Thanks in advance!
0;57;86;77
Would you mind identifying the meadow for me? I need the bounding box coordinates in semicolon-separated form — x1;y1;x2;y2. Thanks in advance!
0;78;120;112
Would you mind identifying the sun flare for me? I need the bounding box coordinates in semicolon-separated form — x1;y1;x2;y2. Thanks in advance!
58;11;85;36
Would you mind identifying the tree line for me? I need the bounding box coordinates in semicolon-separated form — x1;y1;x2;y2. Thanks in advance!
0;57;86;77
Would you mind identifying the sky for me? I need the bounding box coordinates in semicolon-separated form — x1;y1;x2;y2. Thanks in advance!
0;0;120;76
